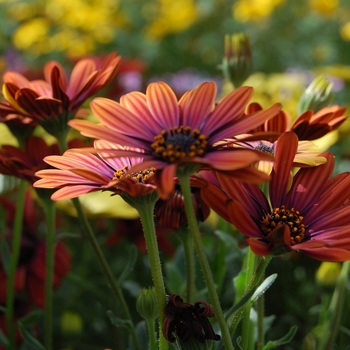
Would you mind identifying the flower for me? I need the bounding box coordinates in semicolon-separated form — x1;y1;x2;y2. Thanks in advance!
162;294;220;345
69;81;281;198
0;136;85;184
0;52;121;137
201;131;350;262
154;179;210;230
34;140;157;200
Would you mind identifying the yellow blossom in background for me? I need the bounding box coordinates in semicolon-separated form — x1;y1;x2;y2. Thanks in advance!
232;0;285;22
308;0;338;16
340;21;350;41
7;0;122;58
143;0;198;39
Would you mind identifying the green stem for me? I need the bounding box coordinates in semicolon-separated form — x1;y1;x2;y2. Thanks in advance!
6;180;27;350
128;194;168;350
146;318;157;350
256;281;265;350
42;199;56;350
177;228;195;303
178;174;234;350
71;197;140;350
241;248;257;350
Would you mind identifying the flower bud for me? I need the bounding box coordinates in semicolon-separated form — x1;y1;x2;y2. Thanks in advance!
136;287;158;321
60;311;83;336
219;33;252;87
297;75;334;114
302;333;316;350
316;262;341;287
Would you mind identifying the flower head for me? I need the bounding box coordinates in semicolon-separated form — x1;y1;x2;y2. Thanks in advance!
69;81;281;198
0;52;121;137
34;140;157;200
201;131;350;261
162;294;220;345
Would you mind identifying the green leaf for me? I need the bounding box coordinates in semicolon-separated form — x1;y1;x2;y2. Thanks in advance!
18;321;45;350
117;245;138;284
225;287;256;321
233;270;247;302
0;328;9;347
251;274;278;303
106;310;133;331
263;325;297;350
19;310;43;326
165;262;185;295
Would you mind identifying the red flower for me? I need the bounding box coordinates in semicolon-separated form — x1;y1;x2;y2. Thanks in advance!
201;132;350;261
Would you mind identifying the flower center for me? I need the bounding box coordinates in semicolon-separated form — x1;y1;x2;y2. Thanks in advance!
255;143;274;155
260;205;306;245
151;126;208;163
113;165;156;183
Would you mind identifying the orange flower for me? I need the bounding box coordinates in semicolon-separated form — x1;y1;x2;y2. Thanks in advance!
202;132;350;262
0;52;121;137
69;81;281;198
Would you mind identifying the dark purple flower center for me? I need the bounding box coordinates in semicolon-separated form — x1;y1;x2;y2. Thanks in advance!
260;205;306;245
113;165;156;183
151;126;208;163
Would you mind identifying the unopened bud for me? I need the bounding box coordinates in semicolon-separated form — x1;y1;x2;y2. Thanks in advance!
219;33;252;87
136;287;158;321
298;75;334;114
302;333;316;350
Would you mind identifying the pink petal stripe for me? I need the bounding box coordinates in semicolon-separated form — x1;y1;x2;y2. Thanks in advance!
201;86;253;136
90;97;154;140
68;120;151;150
203;149;264;170
270;132;298;207
209;103;282;143
181;82;216;127
34;178;76;188
66;59;96;97
146;82;180;130
70;168;111;183
120;92;163;131
51;185;99;201
34;170;90;185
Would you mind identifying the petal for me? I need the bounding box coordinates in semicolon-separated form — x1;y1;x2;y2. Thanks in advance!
181;82;216;126
246;238;273;256
90;97;155;140
202;149;269;170
215;103;283;144
296;247;350;262
51;185;100;201
66;58;97;98
44;61;68;90
155;163;177;199
270;132;298;207
285;153;335;213
227;200;262;238
146;82;180;129
201;86;253;136
120;91;163;131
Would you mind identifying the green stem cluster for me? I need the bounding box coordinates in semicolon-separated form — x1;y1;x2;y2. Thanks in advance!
178;173;234;350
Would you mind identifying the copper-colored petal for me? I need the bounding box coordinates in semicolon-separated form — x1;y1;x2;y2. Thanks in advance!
50;66;70;110
146;82;179;130
246;238;272;256
181;82;216;127
156;163;177;199
51;185;100;201
202;86;253;137
270;131;298;207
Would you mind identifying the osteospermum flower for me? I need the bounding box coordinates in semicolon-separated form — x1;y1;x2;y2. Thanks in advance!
0;52;121;138
69;81;281;198
201;131;350;262
34;140;157;200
